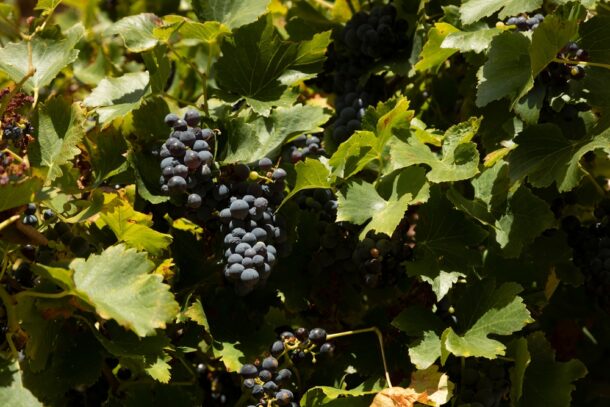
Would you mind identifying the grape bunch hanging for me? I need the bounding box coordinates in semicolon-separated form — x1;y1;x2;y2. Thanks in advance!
158;110;290;295
239;327;333;407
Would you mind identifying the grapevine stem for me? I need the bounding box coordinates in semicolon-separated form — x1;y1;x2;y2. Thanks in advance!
14;290;72;301
0;215;20;233
326;326;392;387
552;57;610;71
1;148;25;163
582;167;606;197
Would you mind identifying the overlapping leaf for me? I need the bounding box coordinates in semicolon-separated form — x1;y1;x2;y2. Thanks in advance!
83;71;151;124
0;24;84;93
337;167;429;239
442;280;532;359
215;16;331;114
29;98;85;182
223;104;329;163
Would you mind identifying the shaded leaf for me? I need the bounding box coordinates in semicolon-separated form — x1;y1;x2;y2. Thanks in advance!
476;32;533;108
0;360;43;407
520;332;587;406
216;16;331;114
223;104;329;163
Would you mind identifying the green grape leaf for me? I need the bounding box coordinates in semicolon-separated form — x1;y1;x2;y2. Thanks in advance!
329;131;378;179
154;15;230;44
392;306;445;337
408;187;488;282
142;45;171;94
472;161;510;215
85;320;170;358
337;166;429;239
107;13;161;53
281;158;332;206
460;0;543;25
70;244;180;336
409;331;442;370
300;379;384;406
447;188;496;226
34;0;63;13
0;24;84;93
580;15;610;64
83;71;151;124
509;123;610;191
98;191;173;256
128;150;170;204
181;299;211;333
88;128;129;185
0;360;43;407
223;104;329;163
21;323;103;404
215;16;331;115
506;337;530;403
384;117;481;183
476;32;533;108
529;14;579;77
210;341;246;372
16;297;62;372
441;28;502;53
191;0;270;30
514;81;546;125
29;98;85;182
376;97;413;147
443;280;532;359
0;178;43;212
520;332;587;406
494;185;555;258
415;23;459;73
144;356;172;384
422;270;465;302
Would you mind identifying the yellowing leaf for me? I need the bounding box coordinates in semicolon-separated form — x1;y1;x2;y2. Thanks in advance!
99;193;172;256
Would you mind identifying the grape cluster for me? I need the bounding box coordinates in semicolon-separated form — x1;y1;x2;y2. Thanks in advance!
0;150;29;186
539;42;588;90
332;91;368;142
342;5;410;59
505;14;545;31
239;327;333;406
159;110;217;214
21;203;38;227
562;199;610;312
219;163;288;295
447;357;511;407
318;4;410;144
283;134;325;164
352;231;413;288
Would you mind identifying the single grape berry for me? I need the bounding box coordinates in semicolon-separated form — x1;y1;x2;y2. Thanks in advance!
184;109;201;127
164;113;179;127
308;327;327;344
